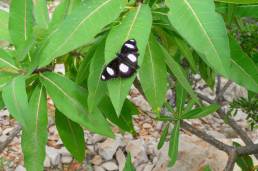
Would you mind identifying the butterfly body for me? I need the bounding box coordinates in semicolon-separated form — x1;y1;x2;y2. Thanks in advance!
101;39;139;81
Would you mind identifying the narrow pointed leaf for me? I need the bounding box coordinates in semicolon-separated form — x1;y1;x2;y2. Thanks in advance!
161;45;200;105
39;0;125;67
215;0;258;4
9;0;33;48
33;0;49;29
22;85;48;171
158;123;169;150
0;10;10;41
40;72;113;137
176;82;187;114
180;104;220;119
55;110;85;162
139;35;167;112
168;121;180;166
99;96;136;134
2;76;28;127
88;42;106;113
173;37;197;72
227;37;258;93
123;153;136;171
167;0;230;76
106;4;152;114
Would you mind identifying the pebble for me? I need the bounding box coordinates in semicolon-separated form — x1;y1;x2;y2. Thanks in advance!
0;134;8;143
46;146;61;166
44;156;51;168
101;161;119;171
61;156;73;164
126;139;148;167
91;155;103;165
15;165;26;171
98;135;124;160
94;166;105;171
142;123;152;129
116;148;126;171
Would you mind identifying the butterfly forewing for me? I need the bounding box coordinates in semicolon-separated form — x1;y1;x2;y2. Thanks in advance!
101;39;139;81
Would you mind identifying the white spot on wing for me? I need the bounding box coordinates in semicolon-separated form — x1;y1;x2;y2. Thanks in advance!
127;54;137;62
119;63;129;73
106;67;114;76
125;43;135;49
101;75;106;80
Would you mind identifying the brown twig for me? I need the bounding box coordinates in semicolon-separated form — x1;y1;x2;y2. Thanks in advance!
0;124;22;153
225;149;237;171
181;121;233;153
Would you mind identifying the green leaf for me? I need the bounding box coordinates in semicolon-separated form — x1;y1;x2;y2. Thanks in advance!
139;35;167;112
203;165;212;171
0;48;19;72
99;96;136;134
0;93;4;110
49;0;82;30
227;37;258;93
123;153;136;171
40;72;113;137
76;46;96;85
0;73;16;91
88;42;106;113
9;0;33;49
167;0;230;76
161;45;200;105
48;0;70;30
173;37;197;72
216;4;258;18
2;76;28;127
168;121;180;166
33;0;49;29
158;123;169;149
180;104;220;119
215;0;258;4
0;10;10;41
176;82;187;114
55;110;85;162
38;0;125;67
106;4;152;114
21;85;48;171
233;142;254;171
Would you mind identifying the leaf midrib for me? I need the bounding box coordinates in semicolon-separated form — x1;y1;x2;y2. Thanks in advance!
181;0;225;68
49;0;112;59
0;58;19;70
116;4;142;113
40;74;87;115
147;42;158;108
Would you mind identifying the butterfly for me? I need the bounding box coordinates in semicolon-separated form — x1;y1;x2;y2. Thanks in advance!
101;39;139;81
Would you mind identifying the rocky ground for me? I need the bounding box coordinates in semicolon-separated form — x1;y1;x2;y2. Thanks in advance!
0;80;257;171
0;1;257;171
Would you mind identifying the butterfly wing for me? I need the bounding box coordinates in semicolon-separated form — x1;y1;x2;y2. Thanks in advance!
101;39;139;81
120;39;138;54
101;57;120;81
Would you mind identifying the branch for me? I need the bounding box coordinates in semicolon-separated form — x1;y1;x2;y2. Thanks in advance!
0;124;22;153
237;144;258;156
197;92;258;159
181;121;233;153
224;149;237;171
215;80;233;102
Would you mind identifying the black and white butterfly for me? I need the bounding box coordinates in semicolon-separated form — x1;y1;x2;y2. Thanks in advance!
101;39;139;81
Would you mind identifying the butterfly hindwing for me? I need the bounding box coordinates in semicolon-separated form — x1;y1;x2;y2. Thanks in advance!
101;39;139;81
